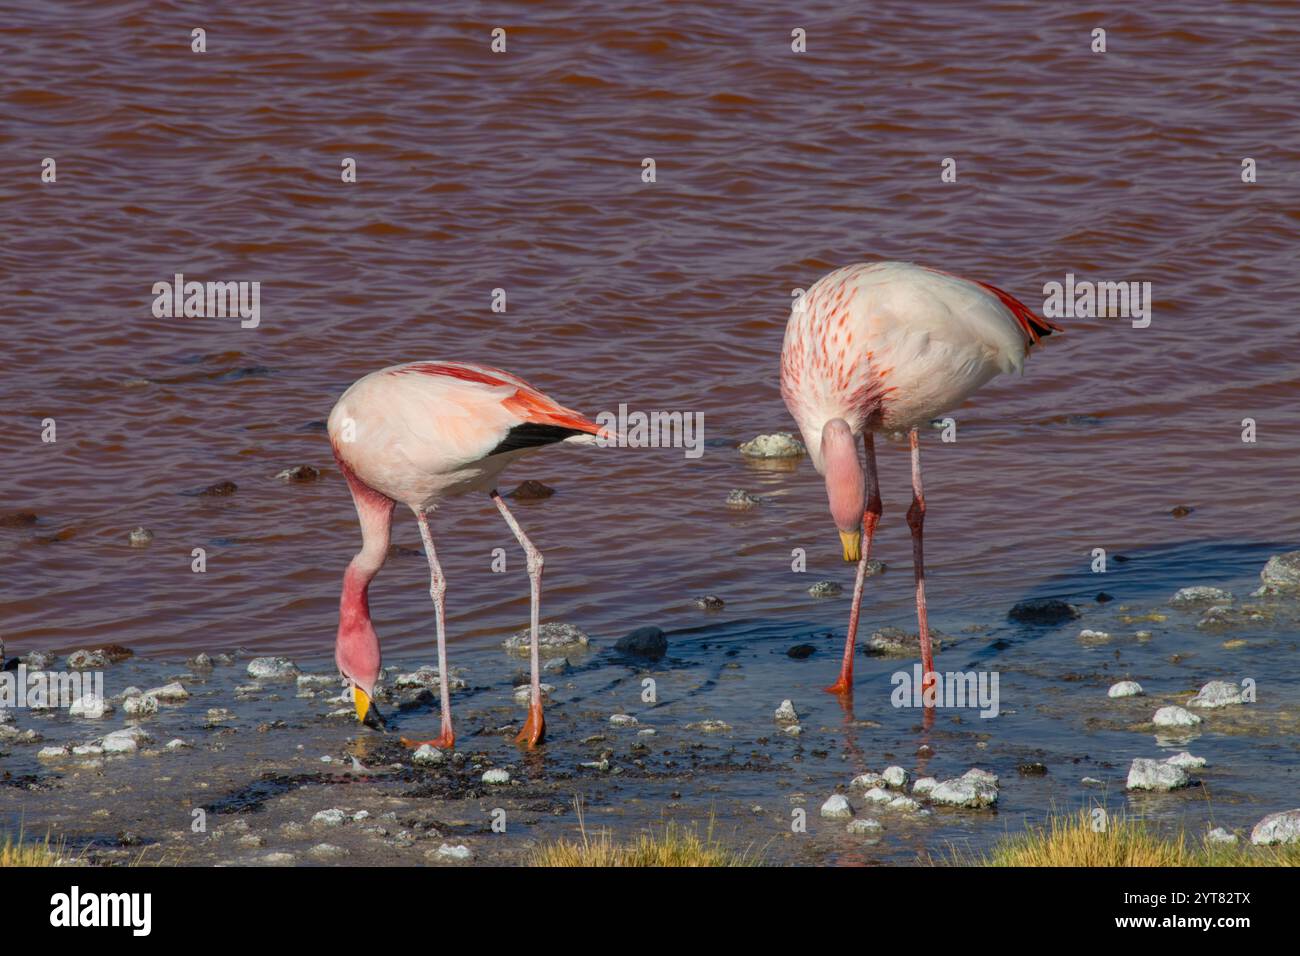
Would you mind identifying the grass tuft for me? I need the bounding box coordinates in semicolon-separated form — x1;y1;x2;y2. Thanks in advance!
528;801;760;867
950;808;1300;867
1;830;65;867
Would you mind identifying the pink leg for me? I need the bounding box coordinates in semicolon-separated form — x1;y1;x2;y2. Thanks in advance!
826;433;882;696
907;427;935;704
491;490;546;747
401;510;455;749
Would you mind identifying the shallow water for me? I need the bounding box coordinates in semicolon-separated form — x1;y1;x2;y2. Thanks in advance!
2;2;1299;862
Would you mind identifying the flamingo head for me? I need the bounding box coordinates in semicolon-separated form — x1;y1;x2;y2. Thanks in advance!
821;418;865;562
336;566;386;729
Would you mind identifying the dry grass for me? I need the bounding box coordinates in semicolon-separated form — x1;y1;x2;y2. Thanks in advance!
950;808;1300;867
528;801;760;867
0;830;64;867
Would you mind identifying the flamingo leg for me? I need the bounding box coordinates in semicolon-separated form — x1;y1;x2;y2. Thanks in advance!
907;427;936;705
401;510;455;749
826;433;882;695
491;490;546;747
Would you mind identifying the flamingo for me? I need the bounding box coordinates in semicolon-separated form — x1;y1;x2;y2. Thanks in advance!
327;361;609;748
780;262;1061;699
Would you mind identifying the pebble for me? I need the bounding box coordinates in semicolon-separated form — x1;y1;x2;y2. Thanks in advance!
613;626;667;659
865;626;946;656
509;480;555;500
102;727;150;754
637;727;657;736
434;843;473;861
247;657;300;680
543;657;570;674
1170;586;1234;607
882;766;909;788
274;465;320;482
1164;751;1207;769
609;714;638;727
67;649;110;669
1126;758;1189;791
888;796;921;812
165;739;191;750
312;809;348;827
820;794;853;818
737;432;806;458
1187;680;1245;709
128;527;153;547
1008;598;1081;626
693;594;725;611
412;744;446;766
1077;628;1112;644
846;818;882;834
1205;828;1238;845
782;723;802;736
861;787;894;805
726;489;763;510
69;694;113;719
774;699;798;723
123;694;159;717
1082;776;1104;785
38;745;70;760
513;683;554;702
1250;809;1300;845
1107;680;1143;698
261;852;295;866
502;622;589;655
297;673;338;691
481;769;510;785
851;772;887;790
72;744;104;757
1153;705;1202;728
394;666;464;691
807;580;842;598
309;843;345;860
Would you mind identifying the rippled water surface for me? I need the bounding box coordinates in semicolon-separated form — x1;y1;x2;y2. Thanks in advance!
2;2;1299;862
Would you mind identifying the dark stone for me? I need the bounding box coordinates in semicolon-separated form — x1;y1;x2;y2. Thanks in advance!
787;644;816;659
1096;592;1114;603
614;626;667;660
1170;505;1193;518
0;512;38;527
510;480;556;501
1008;598;1081;626
1018;762;1049;776
277;465;319;482
198;481;238;497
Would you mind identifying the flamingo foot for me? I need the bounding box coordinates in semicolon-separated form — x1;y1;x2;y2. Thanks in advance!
515;702;545;747
823;673;853;696
400;729;455;750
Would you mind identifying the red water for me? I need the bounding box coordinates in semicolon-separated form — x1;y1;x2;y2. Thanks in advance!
3;1;1299;662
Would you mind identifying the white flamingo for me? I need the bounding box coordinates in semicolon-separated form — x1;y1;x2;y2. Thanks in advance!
327;361;609;748
780;262;1062;698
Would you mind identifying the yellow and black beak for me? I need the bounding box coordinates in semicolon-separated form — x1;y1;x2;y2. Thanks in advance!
839;529;862;563
353;686;387;730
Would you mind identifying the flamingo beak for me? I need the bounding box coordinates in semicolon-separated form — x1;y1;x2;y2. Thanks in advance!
353;686;386;730
839;529;862;563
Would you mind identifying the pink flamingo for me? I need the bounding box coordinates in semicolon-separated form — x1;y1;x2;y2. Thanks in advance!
780;262;1061;698
327;361;609;748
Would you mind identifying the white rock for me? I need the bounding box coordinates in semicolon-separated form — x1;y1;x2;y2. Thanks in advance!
502;622;588;655
912;776;938;795
144;682;189;702
861;787;894;805
782;723;802;736
930;774;999;808
820;794;853;819
1164;751;1207;770
1126;758;1189;791
261;852;296;866
309;843;345;860
738;432;806;458
296;673;338;691
481;769;510;785
774;699;798;723
851;772;887;790
72;744;104;757
412;744;445;766
1170;586;1234;607
1153;705;1201;728
888;796;921;812
1187;680;1245;709
38;745;70;759
247;657;300;680
1078;628;1112;643
435;843;473;861
608;714;638;727
883;766;909;788
101;727;150;753
1205;827;1238;845
846;818;882;834
312;809;348;827
165;739;191;751
513;683;554;701
69;694;113;719
1250;809;1300;845
123;695;158;716
1108;681;1144;698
